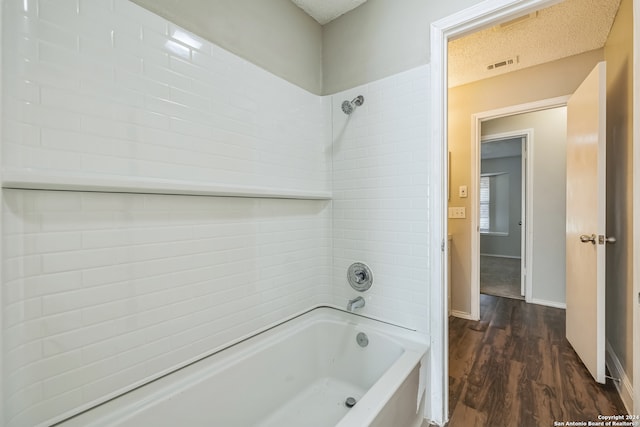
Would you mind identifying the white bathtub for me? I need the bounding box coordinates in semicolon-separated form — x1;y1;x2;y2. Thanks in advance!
60;306;429;427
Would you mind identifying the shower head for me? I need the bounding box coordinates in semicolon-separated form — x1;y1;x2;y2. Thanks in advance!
341;95;364;115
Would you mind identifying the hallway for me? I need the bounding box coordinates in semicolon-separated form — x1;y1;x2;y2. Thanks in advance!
448;295;625;426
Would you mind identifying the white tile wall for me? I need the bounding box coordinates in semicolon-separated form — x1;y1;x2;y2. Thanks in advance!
331;66;431;333
1;0;333;425
1;0;432;424
2;190;331;426
2;0;330;192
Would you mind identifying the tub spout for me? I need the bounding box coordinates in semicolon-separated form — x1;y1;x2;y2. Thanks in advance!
347;296;365;312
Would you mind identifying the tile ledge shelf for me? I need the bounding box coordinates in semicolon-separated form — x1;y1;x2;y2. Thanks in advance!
1;170;332;200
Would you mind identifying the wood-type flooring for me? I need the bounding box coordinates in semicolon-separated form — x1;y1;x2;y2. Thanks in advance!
448;295;626;427
480;255;523;300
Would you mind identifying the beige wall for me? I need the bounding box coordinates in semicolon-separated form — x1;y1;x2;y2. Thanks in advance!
448;49;604;315
604;0;634;381
321;0;483;94
130;0;323;94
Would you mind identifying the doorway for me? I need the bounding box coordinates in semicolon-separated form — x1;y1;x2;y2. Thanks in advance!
466;102;568;319
429;1;636;424
478;134;526;301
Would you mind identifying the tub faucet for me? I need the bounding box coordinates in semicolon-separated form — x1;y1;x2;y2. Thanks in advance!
347;296;365;312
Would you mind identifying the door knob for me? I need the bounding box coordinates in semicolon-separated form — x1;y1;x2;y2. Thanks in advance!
598;235;616;244
580;234;596;244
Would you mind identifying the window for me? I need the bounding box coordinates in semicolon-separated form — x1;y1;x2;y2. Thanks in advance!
479;173;509;235
479;176;491;232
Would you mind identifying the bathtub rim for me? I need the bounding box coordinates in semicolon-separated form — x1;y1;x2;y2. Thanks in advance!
55;304;428;427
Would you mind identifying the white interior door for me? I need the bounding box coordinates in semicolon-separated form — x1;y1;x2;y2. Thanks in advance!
565;61;607;384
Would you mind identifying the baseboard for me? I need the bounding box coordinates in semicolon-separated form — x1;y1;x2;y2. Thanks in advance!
479;253;522;260
450;310;476;320
528;298;566;309
605;341;634;414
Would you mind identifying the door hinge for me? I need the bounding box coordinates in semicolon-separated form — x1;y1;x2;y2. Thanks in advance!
441;239;445;252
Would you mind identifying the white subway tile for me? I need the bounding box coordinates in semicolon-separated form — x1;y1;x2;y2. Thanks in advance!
27;389;84;426
5;341;43;372
5;382;43;422
20;58;79;92
113;0;168;35
169;86;209;111
37;0;78;25
143;61;192;93
3;0;333;424
82;363;148;403
191;50;226;75
42;320;117;357
41;311;84;336
331;66;430;332
39;211;115;232
143;28;190;61
81;299;128;326
38;41;114;84
3;75;39;103
115;68;170;101
80;153;137;176
78;0;113;17
168;24;209;54
5;0;36;17
77;27;114;53
17;101;81;131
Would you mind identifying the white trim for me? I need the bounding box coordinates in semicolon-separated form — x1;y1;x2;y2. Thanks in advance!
605;341;634;414
473;127;532;317
431;1;564;424
480;253;521;260
0;0;4;422
427;21;447;426
633;0;640;416
473;96;570;120
529;298;566;309
450;310;475;320
480;127;530;300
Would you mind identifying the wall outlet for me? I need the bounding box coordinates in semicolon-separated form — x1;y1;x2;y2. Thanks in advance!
448;207;466;219
459;185;468;198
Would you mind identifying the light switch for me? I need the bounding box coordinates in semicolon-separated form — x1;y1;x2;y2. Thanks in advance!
448;207;466;219
459;185;468;198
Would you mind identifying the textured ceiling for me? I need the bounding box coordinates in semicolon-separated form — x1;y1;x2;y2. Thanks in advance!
290;0;368;25
448;0;621;87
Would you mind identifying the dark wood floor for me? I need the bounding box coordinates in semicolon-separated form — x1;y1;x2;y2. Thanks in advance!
448;295;626;427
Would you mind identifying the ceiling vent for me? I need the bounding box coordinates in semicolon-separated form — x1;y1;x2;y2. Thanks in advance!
487;56;520;71
495;12;538;30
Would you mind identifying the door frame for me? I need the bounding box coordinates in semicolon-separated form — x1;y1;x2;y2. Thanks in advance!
431;0;639;423
469;97;568;318
473;128;532;315
429;0;570;424
633;0;639;416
